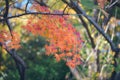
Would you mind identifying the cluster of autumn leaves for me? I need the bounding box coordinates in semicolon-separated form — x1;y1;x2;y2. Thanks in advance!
0;31;20;50
0;5;83;68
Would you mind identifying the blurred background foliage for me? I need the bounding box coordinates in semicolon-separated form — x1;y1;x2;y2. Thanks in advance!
0;34;69;80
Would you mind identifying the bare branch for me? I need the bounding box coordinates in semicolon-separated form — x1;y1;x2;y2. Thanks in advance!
63;4;68;14
6;49;26;80
62;0;120;52
4;0;12;35
0;12;72;22
0;42;26;80
25;0;30;13
79;16;95;48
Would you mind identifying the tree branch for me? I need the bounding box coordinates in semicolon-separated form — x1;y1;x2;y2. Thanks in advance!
79;16;95;48
0;12;79;22
0;43;26;80
4;0;12;35
62;0;120;53
25;0;30;13
6;49;26;80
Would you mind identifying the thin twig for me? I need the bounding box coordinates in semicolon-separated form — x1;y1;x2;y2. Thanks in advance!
25;0;30;13
63;4;68;14
0;11;84;22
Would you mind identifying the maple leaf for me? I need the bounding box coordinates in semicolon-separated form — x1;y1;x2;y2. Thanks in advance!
0;30;20;50
23;5;83;68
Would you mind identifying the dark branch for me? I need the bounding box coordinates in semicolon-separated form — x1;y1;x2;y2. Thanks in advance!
25;0;30;13
0;12;71;22
0;42;26;80
79;16;95;48
62;0;120;52
34;0;48;7
63;4;68;14
6;49;26;80
4;0;12;35
79;15;100;72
